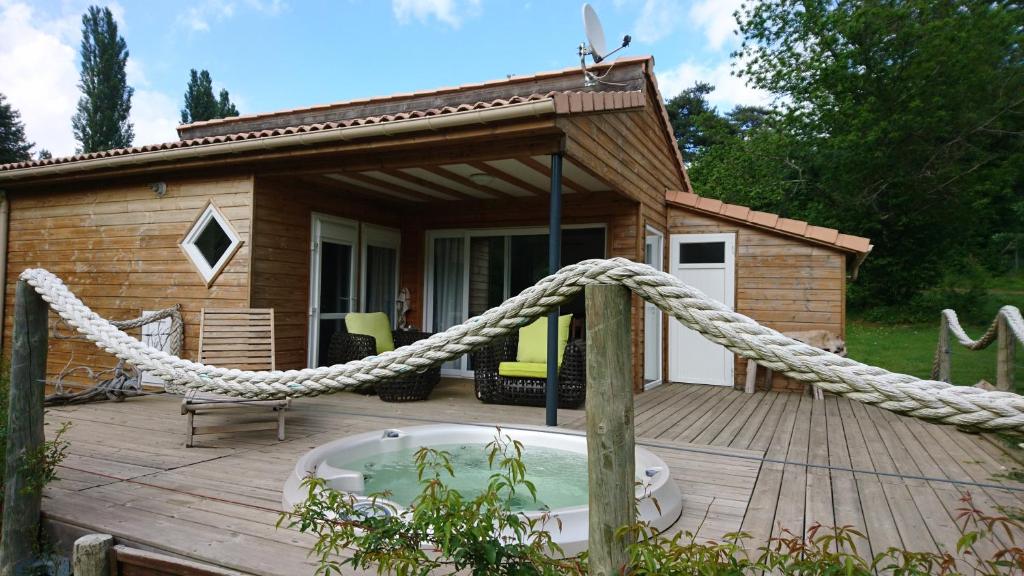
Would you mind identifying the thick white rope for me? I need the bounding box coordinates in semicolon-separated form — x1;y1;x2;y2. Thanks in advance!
17;259;1024;433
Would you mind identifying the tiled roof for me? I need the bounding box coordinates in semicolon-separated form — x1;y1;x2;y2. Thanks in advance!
666;190;872;254
0;90;643;173
178;55;655;134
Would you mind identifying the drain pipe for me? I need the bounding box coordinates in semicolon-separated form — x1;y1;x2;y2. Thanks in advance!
0;191;8;353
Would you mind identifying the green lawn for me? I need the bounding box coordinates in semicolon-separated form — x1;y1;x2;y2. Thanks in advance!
846;275;1024;391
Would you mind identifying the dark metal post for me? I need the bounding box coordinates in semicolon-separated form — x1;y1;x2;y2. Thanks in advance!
546;153;563;426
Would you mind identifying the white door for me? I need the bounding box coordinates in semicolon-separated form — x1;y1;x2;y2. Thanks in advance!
308;214;358;367
644;230;664;388
668;233;735;386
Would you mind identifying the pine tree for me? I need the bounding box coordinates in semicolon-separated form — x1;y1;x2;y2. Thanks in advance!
181;69;217;124
72;5;134;153
181;70;239;123
0;93;34;164
217;89;239;118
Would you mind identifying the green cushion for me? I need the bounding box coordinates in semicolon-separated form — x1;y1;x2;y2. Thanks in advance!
515;315;572;365
344;312;395;354
498;361;548;379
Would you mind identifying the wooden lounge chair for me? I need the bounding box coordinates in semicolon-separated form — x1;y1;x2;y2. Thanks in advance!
182;308;290;447
471;315;586;408
327;312;440;402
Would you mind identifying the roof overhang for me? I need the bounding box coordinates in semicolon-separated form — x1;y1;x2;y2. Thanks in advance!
666;190;873;279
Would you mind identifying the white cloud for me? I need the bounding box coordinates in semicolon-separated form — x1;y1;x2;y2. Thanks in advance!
178;0;286;32
656;59;771;110
391;0;480;28
688;0;742;50
132;89;180;146
0;2;80;156
632;0;683;44
0;2;181;157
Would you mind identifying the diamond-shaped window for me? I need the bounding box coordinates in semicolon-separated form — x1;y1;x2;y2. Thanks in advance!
181;202;242;286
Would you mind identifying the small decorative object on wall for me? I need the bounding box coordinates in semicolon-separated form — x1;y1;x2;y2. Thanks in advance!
180;201;243;286
396;287;412;330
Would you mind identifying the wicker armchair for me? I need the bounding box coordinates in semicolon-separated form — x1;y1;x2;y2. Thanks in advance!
471;332;586;408
327;329;440;402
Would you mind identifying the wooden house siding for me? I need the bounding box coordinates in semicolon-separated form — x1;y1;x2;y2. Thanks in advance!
668;206;848;391
2;175;255;382
249;177;404;369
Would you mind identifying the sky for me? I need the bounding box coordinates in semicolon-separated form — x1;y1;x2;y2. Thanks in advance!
0;0;770;158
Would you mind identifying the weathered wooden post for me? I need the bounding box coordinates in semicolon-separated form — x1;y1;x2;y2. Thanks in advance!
585;284;634;575
997;312;1016;391
72;534;113;576
937;314;952;383
0;280;49;576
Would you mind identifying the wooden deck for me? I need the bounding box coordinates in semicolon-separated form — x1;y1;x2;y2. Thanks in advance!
42;380;1024;575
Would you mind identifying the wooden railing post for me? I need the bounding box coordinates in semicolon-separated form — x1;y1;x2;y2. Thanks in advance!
938;314;952;383
72;534;113;576
1;280;49;576
997;313;1016;392
585;284;634;575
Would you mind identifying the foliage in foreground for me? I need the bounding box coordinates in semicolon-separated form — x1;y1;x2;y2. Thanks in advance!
284;430;1024;575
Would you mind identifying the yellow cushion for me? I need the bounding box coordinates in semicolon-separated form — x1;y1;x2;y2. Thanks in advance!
516;315;572;365
498;361;548;379
344;312;395;354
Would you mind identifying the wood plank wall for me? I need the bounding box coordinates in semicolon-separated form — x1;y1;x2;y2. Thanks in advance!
250;177;403;369
667;207;848;391
2;175;255;384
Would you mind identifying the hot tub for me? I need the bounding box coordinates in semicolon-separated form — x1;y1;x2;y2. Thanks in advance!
282;424;683;555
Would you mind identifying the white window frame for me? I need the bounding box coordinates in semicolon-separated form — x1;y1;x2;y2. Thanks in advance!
307;213;359;367
360;224;402;327
423;224;608;378
180;201;243;287
643;226;665;390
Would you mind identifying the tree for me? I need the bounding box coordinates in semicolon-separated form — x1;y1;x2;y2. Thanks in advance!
0;93;33;164
181;69;240;124
72;5;133;153
716;0;1024;307
36;149;52;161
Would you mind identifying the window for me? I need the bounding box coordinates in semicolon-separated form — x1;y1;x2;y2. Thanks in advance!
181;202;243;286
678;241;725;264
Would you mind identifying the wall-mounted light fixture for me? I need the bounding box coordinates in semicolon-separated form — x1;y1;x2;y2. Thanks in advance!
150;181;167;198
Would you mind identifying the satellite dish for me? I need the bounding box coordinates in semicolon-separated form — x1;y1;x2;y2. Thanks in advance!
582;4;608;63
577;3;631;86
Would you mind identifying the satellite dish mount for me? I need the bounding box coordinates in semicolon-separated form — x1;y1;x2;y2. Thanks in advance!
578;3;631;87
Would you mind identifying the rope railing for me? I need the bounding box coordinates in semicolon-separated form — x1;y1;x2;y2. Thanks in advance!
17;259;1024;434
932;305;1022;390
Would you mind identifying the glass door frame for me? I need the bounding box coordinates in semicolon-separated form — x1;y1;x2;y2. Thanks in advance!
423;224;608;378
360;223;402;327
307;213;359;367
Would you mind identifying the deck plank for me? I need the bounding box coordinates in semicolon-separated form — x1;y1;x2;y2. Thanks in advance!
41;381;1024;575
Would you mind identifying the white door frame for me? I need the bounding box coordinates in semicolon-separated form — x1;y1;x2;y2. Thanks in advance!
360;224;402;327
668;232;736;386
308;213;358;367
644;226;665;390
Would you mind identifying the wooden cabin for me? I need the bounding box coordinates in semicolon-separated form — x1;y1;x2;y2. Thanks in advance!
0;56;871;394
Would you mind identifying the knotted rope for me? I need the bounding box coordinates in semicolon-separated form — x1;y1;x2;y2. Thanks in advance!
17;259;1024;433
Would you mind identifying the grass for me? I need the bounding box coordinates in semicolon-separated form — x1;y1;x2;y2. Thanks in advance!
846;274;1024;391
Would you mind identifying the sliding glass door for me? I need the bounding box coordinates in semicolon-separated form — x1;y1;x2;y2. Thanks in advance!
309;216;357;367
362;225;401;326
426;226;606;376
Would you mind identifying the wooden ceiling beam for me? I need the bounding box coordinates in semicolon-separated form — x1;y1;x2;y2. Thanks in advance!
418;165;513;199
467;161;546;197
336;171;441;203
321;174;427;203
514;156;587;194
375;169;479;201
